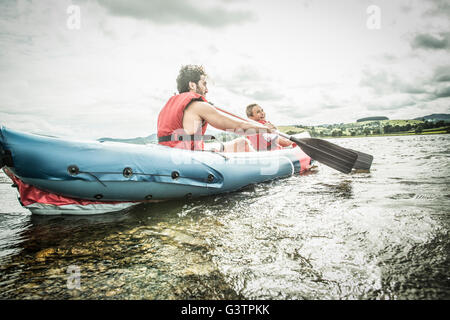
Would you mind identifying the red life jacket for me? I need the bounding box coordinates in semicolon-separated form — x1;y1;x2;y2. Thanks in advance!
247;120;282;151
157;92;208;150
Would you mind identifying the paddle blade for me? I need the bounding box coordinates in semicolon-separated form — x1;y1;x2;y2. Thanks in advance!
349;149;373;170
290;137;358;174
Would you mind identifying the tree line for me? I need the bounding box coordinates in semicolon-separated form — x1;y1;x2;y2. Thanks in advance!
384;120;449;134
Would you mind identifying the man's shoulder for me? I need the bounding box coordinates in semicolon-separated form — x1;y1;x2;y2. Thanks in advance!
187;99;212;111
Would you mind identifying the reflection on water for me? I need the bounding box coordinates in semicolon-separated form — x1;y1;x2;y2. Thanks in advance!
0;134;449;299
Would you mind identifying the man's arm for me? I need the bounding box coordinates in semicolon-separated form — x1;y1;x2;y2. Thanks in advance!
278;136;294;147
263;121;293;147
184;101;273;134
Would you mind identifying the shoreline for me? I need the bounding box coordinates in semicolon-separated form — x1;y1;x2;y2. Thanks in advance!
286;131;450;139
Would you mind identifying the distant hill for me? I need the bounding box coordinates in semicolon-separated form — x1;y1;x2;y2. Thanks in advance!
357;116;389;122
97;134;157;145
413;114;450;122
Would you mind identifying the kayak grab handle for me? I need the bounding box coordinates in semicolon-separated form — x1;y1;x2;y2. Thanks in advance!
66;164;107;187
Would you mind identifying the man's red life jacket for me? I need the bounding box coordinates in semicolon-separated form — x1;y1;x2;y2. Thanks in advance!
247;120;282;151
157;92;208;150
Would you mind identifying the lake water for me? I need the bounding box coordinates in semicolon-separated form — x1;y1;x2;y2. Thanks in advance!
0;134;449;299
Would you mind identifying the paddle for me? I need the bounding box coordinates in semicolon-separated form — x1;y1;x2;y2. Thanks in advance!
277;133;358;174
213;106;360;174
348;149;373;171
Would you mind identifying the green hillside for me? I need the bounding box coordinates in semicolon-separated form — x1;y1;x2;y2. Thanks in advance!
278;119;450;137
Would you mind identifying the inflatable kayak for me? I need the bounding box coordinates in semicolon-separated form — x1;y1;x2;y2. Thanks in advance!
0;126;312;215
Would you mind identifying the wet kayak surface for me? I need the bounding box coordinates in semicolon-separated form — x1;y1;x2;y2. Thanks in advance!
0;134;449;299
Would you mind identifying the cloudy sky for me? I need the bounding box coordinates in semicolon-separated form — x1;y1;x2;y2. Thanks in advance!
0;0;449;139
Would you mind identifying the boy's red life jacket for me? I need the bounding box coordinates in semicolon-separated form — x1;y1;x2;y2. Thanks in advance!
157;92;209;150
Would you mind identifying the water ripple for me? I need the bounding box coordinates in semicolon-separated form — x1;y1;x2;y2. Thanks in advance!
0;134;449;299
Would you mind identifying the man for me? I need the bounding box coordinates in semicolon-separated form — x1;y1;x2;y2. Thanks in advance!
246;103;294;151
157;65;274;152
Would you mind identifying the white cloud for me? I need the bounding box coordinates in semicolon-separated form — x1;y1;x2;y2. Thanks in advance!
0;0;449;139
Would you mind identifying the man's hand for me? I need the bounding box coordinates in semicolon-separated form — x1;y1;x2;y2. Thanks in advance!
264;122;277;132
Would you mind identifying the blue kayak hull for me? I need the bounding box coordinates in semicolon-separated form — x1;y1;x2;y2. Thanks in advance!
0;126;311;214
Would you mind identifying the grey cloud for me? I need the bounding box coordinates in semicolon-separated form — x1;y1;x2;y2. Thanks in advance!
227;86;284;101
360;68;450;104
359;69;389;94
217;65;285;101
275;104;310;119
360;69;428;95
243;89;284;101
95;0;255;28
0;110;23;116
433;65;450;82
424;0;450;18
401;85;429;94
322;104;341;110
430;67;450;98
366;98;416;111
378;54;398;63
411;33;449;50
435;86;450;98
435;74;450;82
231;65;265;83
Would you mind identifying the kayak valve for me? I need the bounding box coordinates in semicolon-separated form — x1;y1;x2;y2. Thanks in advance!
123;167;133;178
67;165;79;176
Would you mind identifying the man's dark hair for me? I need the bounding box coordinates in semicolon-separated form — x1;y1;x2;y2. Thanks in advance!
246;103;259;117
176;65;207;93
